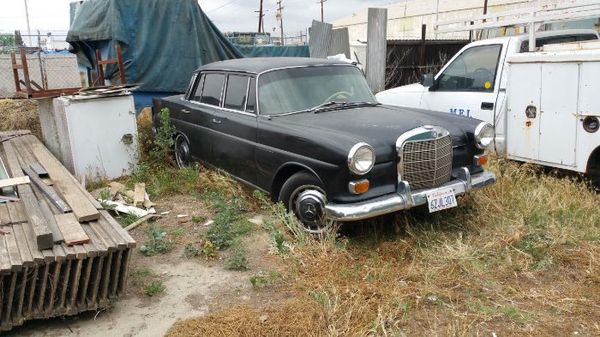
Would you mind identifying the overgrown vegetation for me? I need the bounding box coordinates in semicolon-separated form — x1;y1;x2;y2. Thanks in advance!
168;157;600;336
131;268;166;298
139;226;175;256
224;245;249;271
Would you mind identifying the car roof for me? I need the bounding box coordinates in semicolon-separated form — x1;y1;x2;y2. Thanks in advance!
195;57;350;75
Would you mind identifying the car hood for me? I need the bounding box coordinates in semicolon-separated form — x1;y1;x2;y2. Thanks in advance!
378;83;425;96
275;105;480;163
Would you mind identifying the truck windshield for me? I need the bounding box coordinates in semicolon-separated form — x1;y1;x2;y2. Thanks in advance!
258;66;377;115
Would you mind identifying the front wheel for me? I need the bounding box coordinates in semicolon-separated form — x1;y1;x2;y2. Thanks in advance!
278;171;335;235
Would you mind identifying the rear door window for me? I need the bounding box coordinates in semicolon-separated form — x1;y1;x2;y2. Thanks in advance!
223;75;249;111
436;44;502;92
200;73;225;106
191;74;204;101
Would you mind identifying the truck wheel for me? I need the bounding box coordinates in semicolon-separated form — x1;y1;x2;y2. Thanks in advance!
174;134;191;168
278;171;334;235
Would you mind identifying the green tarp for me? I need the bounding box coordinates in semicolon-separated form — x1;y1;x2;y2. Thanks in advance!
235;45;310;58
67;0;243;93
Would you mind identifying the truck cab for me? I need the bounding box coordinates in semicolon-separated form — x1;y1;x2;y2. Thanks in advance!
376;29;599;154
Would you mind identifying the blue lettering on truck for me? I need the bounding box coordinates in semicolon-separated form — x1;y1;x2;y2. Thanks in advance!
449;108;471;117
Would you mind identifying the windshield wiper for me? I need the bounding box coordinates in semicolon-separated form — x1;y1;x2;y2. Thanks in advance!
312;101;381;113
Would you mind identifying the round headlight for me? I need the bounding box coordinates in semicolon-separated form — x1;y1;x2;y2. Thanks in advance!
474;122;494;149
348;143;375;175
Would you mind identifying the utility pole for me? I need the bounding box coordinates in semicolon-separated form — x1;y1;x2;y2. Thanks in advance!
318;0;327;22
256;0;264;33
23;0;32;46
277;0;284;45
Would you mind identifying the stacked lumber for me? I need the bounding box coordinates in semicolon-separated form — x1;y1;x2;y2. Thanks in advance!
0;130;135;331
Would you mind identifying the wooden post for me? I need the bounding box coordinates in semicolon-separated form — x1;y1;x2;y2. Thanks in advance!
366;7;388;93
19;48;33;97
116;44;126;85
420;24;427;68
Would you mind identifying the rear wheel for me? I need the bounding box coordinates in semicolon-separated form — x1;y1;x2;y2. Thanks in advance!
278;171;335;235
174;134;191;168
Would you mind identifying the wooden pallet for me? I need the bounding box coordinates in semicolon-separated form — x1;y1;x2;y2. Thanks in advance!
0;131;135;331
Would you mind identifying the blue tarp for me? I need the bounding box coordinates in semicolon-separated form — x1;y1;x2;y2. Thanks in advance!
67;0;243;93
236;45;310;58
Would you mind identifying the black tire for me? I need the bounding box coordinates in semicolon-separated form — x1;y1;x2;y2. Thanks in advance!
174;134;191;168
278;171;334;234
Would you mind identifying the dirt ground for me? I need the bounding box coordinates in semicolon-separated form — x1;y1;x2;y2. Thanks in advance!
10;195;284;337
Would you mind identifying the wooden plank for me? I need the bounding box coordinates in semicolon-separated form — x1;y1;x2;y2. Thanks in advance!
3;141;54;250
54;213;89;246
110;250;123;298
78;258;94;306
36;263;50;313
6;202;27;224
82;224;106;256
30;140;100;222
0;204;10;226
133;183;145;207
89;220;117;252
100;211;134;248
26;264;39;318
68;259;83;312
61;244;76;260
58;260;72;310
0;232;12;274
12;224;34;267
20;219;44;263
3;273;17;325
23;166;71;213
34;191;64;244
0;176;30;189
4;228;23;270
14;266;28;324
89;256;104;305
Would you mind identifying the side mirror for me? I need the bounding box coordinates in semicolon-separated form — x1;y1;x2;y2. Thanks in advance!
421;73;435;88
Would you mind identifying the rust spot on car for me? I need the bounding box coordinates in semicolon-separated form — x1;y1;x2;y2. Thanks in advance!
525;121;532;127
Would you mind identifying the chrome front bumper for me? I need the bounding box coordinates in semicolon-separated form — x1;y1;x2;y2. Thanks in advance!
325;168;496;222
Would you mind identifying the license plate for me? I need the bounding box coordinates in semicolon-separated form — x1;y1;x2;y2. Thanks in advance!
426;188;458;213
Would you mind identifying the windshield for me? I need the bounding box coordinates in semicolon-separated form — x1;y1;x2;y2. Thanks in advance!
258;66;377;115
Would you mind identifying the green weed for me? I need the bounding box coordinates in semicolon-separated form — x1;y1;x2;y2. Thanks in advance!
139;226;175;256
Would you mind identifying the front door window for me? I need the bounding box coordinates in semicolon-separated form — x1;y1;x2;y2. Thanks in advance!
436;44;502;92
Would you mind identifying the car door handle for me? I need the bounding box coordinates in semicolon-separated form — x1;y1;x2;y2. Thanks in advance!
181;109;191;114
481;102;494;110
211;118;222;124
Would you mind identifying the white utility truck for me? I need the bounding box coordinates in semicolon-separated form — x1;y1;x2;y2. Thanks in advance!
377;2;600;181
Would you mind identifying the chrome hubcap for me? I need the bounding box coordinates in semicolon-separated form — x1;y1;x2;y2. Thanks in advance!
175;136;190;168
289;186;332;234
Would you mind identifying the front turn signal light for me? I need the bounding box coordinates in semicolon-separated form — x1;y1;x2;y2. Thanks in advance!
474;154;489;167
349;179;370;194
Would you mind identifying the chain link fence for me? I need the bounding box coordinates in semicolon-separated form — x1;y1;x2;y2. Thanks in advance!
0;32;81;98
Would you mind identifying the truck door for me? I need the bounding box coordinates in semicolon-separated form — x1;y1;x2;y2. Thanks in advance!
423;43;506;124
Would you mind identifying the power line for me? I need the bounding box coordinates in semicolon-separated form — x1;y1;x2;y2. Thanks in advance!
205;0;241;14
255;0;267;33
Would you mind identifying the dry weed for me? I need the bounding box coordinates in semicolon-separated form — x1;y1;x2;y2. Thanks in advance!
0;99;41;138
169;158;600;336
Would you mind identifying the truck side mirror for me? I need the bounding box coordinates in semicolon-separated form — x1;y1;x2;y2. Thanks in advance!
421;73;435;88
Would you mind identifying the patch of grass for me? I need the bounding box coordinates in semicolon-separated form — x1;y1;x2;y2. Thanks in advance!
192;215;206;224
131;268;166;298
139;226;175;256
203;190;255;250
115;213;141;227
145;280;166;297
249;271;283;289
224;245;248;271
183;243;201;258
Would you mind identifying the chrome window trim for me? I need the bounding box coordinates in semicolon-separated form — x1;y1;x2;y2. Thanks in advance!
254;63;365;116
395;125;451;183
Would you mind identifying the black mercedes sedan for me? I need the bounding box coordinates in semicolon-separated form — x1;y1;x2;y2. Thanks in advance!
153;58;496;233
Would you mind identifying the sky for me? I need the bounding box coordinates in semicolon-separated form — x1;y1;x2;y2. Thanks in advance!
0;0;397;36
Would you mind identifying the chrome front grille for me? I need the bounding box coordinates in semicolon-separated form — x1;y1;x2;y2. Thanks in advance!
399;133;453;190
